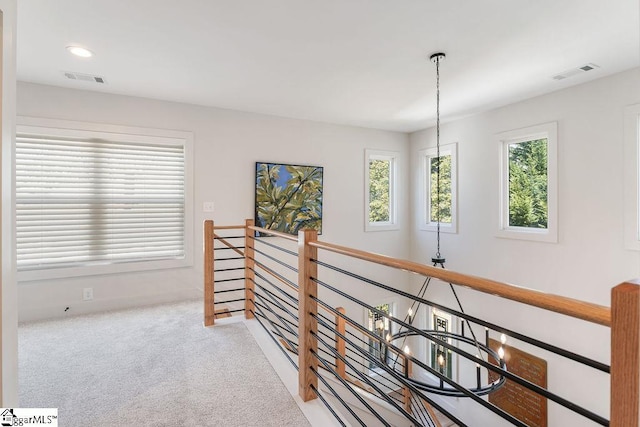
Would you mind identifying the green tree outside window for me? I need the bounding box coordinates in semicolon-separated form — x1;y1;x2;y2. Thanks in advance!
369;159;391;223
508;139;548;228
429;155;452;224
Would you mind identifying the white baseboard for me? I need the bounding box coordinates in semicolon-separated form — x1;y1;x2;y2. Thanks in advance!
18;289;201;322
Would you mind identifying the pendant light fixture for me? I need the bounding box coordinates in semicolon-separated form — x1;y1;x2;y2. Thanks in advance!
384;52;507;398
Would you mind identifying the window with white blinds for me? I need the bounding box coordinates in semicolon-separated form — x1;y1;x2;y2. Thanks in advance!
16;118;193;280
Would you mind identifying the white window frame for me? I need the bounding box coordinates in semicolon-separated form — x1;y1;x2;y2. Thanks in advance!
364;149;399;231
16;116;194;281
364;301;395;375
425;307;457;383
419;143;458;233
624;104;640;251
497;122;558;243
363;299;406;388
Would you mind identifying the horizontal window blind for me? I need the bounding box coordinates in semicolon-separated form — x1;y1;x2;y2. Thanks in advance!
16;134;186;272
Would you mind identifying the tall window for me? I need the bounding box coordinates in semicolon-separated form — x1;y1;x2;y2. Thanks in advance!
624;104;640;250
429;309;454;380
365;149;399;231
16;117;194;280
419;143;457;233
507;139;548;228
367;303;392;371
497;122;557;242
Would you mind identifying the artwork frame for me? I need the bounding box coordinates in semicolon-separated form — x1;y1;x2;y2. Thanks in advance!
254;162;324;236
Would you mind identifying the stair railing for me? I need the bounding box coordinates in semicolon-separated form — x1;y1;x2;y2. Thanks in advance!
204;219;639;427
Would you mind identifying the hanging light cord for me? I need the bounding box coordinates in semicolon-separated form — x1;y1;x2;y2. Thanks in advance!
435;55;442;260
430;53;445;266
432;53;485;361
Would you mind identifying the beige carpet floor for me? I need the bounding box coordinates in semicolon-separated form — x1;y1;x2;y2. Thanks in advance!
19;300;311;427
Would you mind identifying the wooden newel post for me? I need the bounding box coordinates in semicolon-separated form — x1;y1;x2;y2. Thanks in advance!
245;219;255;319
336;307;346;379
204;220;215;327
610;281;639;427
298;228;319;402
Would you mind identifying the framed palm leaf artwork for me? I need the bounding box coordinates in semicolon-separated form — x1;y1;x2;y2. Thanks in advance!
255;162;323;236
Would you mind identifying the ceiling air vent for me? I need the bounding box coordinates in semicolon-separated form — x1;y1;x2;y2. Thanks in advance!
63;71;106;84
552;63;600;81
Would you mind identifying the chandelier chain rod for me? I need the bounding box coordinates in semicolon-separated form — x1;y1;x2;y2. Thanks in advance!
432;53;485;362
435;55;442;259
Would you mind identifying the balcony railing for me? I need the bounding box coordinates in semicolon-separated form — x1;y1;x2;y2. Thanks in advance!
204;219;639;427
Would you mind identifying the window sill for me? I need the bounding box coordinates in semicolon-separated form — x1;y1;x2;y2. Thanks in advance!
17;257;193;282
365;223;400;232
496;227;557;243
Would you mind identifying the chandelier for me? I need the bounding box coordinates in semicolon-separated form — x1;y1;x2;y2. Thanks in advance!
378;52;508;398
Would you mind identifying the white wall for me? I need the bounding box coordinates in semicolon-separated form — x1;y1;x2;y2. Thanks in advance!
409;67;640;425
1;0;18;407
15;66;640;425
410;67;640;302
16;82;410;322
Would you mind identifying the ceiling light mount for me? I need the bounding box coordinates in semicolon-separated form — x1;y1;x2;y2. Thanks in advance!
430;52;446;63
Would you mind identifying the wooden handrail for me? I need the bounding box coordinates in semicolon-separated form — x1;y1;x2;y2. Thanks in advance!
229;226;342;318
212;224;245;230
205;220;640;426
248;225;298;242
310;240;611;327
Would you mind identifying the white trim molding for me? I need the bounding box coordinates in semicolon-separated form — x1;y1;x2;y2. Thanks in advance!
365;149;399;232
419;143;458;234
496;122;558;243
15;116;194;281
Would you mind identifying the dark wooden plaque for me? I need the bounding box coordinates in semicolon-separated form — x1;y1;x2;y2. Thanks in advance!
488;338;548;427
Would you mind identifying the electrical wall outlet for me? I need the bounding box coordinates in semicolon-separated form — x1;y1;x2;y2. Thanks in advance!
83;288;93;301
203;202;215;212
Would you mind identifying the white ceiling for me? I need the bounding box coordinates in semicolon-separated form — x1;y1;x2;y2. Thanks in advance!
16;0;640;133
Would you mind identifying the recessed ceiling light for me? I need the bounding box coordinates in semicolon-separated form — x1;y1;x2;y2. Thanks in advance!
66;46;94;58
